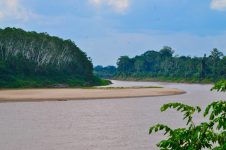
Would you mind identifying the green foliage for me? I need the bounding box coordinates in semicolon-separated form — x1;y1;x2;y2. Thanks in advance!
204;101;226;130
149;82;226;150
211;80;226;92
0;27;107;88
115;47;225;82
161;103;201;126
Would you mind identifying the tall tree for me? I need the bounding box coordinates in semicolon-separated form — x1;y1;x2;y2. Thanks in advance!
117;56;134;75
159;46;174;58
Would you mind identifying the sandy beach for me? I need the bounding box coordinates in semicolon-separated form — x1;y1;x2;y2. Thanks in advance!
0;87;185;102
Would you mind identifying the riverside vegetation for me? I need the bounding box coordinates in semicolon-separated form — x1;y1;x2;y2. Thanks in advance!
149;80;226;150
95;46;226;83
0;27;110;88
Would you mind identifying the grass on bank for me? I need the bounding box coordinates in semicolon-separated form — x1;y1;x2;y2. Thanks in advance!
87;86;163;89
0;75;112;89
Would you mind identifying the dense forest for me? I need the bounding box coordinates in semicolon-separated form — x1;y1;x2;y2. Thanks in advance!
95;47;226;82
94;65;117;78
0;27;108;88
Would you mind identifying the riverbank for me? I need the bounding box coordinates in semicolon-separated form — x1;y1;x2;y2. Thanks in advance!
0;76;111;89
112;76;213;84
0;87;185;102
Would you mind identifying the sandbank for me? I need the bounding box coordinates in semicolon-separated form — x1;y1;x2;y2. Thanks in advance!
0;87;185;102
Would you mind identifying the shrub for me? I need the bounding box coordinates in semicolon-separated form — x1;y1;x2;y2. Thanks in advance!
149;81;226;150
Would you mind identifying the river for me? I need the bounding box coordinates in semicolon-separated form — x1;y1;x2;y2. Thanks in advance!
0;80;225;150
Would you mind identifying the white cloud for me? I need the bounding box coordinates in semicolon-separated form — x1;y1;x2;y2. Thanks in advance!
90;0;129;13
0;0;34;21
210;0;226;11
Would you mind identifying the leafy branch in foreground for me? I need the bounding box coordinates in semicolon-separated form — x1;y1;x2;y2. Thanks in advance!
149;81;226;150
161;103;201;126
211;80;226;92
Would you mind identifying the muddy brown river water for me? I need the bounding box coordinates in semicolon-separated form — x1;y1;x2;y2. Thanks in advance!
0;80;225;150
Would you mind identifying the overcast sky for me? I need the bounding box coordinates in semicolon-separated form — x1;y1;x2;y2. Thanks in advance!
1;0;226;65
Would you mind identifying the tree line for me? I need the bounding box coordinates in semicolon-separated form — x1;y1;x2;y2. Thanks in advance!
95;46;226;82
94;65;117;78
0;27;107;88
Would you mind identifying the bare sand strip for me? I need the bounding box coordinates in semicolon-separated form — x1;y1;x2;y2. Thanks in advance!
0;88;185;102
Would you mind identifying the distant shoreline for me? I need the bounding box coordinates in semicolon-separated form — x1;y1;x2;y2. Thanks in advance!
0;87;185;103
111;77;213;84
